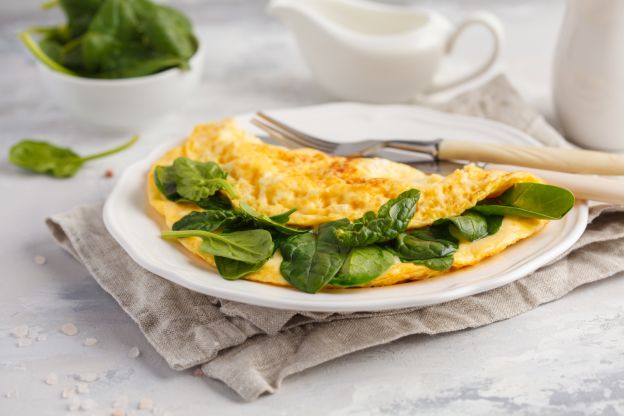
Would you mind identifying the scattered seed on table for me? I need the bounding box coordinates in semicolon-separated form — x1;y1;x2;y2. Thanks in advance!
83;337;98;347
104;169;114;178
138;398;153;410
34;255;47;265
79;372;98;383
112;408;126;416
61;386;76;399
12;325;29;338
112;395;128;409
76;382;89;394
127;346;140;359
80;398;97;411
60;323;78;336
45;373;58;385
16;338;32;347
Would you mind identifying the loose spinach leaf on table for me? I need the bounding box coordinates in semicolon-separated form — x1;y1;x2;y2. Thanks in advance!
330;246;396;287
161;229;273;264
471;183;574;220
9;135;138;178
280;219;350;293
334;189;421;247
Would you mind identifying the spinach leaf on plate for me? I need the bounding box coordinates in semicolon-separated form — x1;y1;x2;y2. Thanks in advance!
171;211;241;232
280;219;350;293
172;157;237;201
269;208;297;224
330;246;396;287
335;189;421;247
215;256;268;280
238;202;306;235
433;211;490;242
394;230;458;262
471;183;574;220
161;229;273;264
409;255;455;271
9;135;138;178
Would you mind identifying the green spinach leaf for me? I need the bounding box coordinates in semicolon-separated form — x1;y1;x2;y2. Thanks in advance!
330;246;395;287
409;255;454;271
335;189;421;247
172;157;237;201
154;164;233;209
269;208;297;224
471;183;574;220
171;211;241;232
238;202;306;235
161;229;273;264
434;212;489;242
9;135;138;178
394;230;457;261
215;256;268;280
280;219;350;293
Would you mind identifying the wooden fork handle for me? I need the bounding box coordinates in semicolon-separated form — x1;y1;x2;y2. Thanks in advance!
439;140;624;175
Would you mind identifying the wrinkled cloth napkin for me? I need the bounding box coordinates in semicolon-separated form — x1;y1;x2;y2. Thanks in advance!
46;75;624;402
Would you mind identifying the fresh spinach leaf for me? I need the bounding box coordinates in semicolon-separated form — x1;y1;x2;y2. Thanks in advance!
238;202;306;235
9;135;138;178
335;189;421;247
280;219;350;293
434;212;489;242
394;230;457;261
172;157;237;201
485;214;504;235
215;256;268;280
154;164;233;209
330;246;396;287
471;183;574;220
269;208;297;224
21;0;198;79
409;255;454;271
161;229;273;264
171;211;241;232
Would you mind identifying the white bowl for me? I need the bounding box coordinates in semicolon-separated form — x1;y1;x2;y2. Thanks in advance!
36;40;205;132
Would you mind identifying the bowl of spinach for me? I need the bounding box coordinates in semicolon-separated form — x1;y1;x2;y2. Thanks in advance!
20;0;204;131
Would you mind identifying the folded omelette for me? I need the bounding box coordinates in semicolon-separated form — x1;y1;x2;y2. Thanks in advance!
147;119;556;289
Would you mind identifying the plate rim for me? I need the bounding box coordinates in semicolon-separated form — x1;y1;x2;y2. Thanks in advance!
103;103;588;312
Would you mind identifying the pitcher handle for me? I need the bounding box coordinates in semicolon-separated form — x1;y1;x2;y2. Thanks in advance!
428;11;504;93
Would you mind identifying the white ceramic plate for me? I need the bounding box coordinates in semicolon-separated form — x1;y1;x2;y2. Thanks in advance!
103;103;588;312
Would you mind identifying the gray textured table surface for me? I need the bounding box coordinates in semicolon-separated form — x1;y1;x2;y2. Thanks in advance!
1;1;623;415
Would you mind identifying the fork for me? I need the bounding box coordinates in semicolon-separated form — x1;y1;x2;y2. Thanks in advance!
252;111;624;176
251;112;624;204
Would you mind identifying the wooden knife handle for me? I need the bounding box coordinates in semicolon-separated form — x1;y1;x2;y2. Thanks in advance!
439;140;624;175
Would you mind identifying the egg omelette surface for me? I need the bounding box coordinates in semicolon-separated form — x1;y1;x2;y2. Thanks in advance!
147;119;547;288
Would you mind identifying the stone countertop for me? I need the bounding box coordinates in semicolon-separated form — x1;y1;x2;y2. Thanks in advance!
1;1;623;415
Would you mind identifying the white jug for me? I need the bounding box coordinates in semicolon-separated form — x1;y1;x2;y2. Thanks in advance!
554;0;624;151
269;0;504;103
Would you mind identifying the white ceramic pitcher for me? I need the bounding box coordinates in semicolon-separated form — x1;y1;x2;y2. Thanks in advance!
269;0;504;103
553;0;624;151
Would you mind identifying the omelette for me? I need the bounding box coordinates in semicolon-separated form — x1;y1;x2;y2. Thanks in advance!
147;119;571;290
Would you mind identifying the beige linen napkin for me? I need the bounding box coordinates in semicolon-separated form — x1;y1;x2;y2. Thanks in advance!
46;75;624;402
